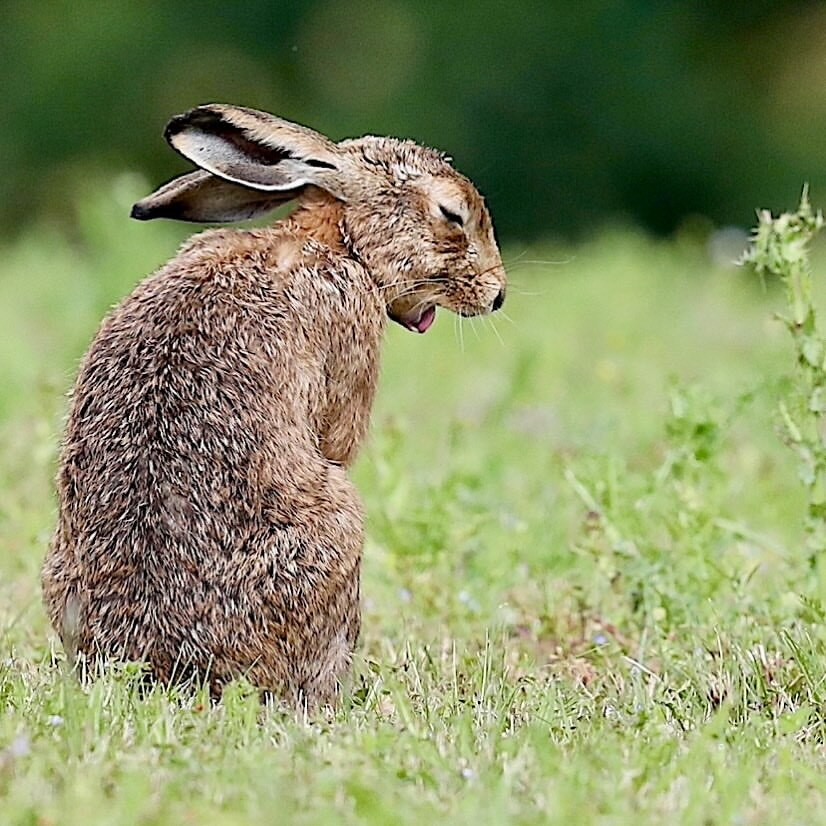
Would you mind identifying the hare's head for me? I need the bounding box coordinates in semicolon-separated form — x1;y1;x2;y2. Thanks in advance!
133;105;506;333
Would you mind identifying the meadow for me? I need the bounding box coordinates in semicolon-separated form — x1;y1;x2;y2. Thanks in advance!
2;180;826;824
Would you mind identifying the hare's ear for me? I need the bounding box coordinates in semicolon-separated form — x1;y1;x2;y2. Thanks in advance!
164;104;347;201
130;170;298;223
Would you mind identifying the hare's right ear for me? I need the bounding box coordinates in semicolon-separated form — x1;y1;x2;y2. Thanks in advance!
163;104;348;201
130;170;296;223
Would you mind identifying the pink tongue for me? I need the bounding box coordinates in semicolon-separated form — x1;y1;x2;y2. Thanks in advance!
414;306;436;333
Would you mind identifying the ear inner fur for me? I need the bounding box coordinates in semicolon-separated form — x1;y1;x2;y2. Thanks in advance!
130;170;301;223
164;104;346;197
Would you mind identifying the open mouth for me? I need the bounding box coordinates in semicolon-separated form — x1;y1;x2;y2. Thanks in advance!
389;304;436;334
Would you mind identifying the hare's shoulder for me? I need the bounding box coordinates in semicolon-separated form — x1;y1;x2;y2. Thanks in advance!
166;227;375;298
170;226;309;288
101;227;382;356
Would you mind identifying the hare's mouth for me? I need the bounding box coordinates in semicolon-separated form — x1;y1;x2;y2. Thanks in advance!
388;304;436;334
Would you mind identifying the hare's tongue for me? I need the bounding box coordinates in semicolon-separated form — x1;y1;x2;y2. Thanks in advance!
391;304;436;333
411;305;436;333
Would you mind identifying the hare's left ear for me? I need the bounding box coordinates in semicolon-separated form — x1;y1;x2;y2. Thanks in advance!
130;170;298;223
164;104;348;201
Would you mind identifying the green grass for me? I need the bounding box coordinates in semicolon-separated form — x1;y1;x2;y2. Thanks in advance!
4;180;826;823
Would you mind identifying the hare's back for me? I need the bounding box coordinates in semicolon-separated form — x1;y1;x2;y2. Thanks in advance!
58;237;329;554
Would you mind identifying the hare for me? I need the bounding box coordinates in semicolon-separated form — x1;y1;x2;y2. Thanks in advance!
41;104;506;706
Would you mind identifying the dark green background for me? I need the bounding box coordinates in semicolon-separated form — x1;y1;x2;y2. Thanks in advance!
2;0;823;240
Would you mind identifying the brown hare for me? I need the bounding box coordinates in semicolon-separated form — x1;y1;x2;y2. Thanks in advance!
42;104;506;707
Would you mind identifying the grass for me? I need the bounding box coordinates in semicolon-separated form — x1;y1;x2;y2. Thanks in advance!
3;179;826;823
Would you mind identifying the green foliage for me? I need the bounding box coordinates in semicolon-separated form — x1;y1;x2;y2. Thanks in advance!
743;191;826;559
1;1;824;238
5;183;826;821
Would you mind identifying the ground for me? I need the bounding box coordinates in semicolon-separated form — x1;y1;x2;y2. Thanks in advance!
2;181;826;824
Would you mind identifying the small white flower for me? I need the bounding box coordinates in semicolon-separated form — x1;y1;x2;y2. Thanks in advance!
8;735;30;758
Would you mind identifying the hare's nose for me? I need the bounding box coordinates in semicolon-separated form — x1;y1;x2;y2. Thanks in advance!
491;287;506;312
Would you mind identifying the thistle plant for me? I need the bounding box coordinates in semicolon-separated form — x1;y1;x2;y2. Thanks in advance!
742;188;826;558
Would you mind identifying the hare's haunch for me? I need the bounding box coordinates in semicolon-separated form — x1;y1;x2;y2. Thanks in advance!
42;104;506;706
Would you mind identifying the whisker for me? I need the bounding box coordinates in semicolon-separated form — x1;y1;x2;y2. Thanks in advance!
504;285;547;297
376;276;440;296
378;281;432;297
468;316;481;342
508;256;576;267
405;295;433;318
502;248;531;267
476;262;507;279
497;309;515;326
486;315;506;348
381;283;438;304
385;288;425;303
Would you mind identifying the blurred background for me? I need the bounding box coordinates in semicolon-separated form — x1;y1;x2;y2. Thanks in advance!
1;0;825;696
1;0;824;241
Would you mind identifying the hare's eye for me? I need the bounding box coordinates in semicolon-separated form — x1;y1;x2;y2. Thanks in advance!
439;205;464;227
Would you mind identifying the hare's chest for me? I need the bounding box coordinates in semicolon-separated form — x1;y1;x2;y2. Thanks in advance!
315;272;385;466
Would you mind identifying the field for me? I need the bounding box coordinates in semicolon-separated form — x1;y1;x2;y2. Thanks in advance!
3;181;826;824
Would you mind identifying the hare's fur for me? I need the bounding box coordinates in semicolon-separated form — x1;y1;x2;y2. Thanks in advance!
42;105;506;706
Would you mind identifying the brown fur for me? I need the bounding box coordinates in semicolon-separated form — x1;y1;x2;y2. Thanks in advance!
41;105;506;706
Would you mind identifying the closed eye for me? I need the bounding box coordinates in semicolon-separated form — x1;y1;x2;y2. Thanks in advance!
439;205;464;226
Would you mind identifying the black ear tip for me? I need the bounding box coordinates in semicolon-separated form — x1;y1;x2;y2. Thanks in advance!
163;114;189;142
164;105;222;142
130;201;153;220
